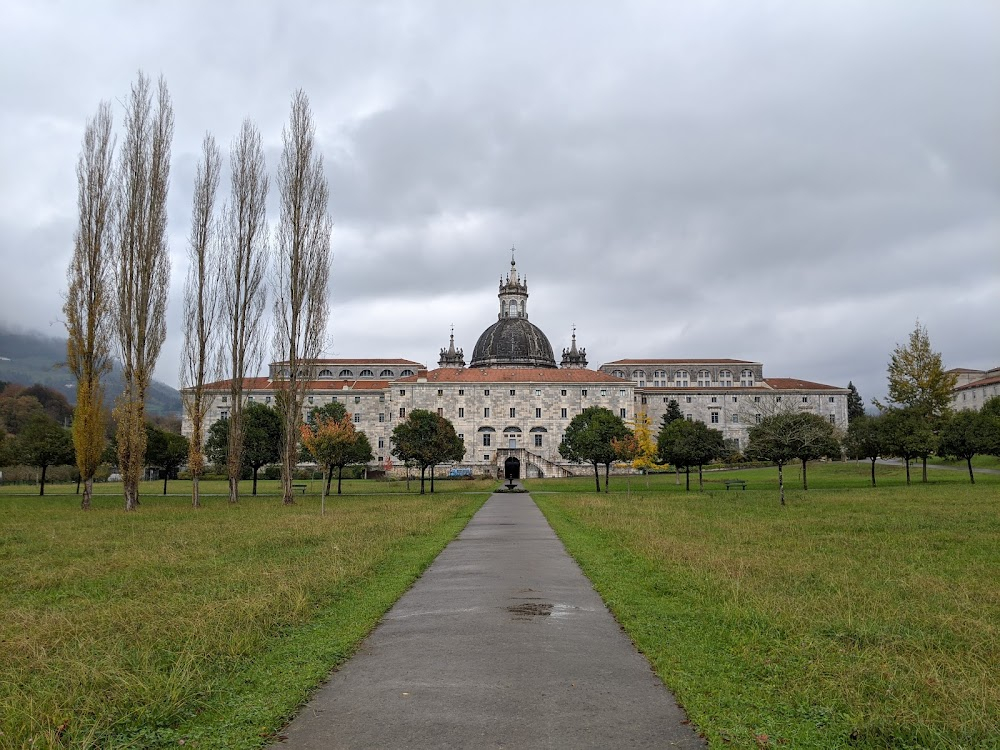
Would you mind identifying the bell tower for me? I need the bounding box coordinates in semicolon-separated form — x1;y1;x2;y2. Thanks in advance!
498;248;529;320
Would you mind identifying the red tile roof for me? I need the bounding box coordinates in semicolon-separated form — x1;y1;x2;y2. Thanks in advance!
763;378;845;391
269;358;423;366
398;368;630;384
195;378;392;392
955;375;1000;391
603;358;759;366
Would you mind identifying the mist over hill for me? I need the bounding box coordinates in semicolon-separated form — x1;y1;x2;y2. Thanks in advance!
0;328;181;417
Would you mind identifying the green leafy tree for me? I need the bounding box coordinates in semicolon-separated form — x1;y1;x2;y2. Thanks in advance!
881;408;936;486
846;381;865;421
145;423;189;495
660;399;684;430
982;397;1000;458
391;409;464;494
789;412;841;490
843;415;886;487
15;413;75;496
205;403;282;495
559;406;630;493
746;413;802;506
938;411;995;484
877;321;958;417
657;419;724;491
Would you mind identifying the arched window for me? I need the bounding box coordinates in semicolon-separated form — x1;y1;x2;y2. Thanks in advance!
318;369;333;378
719;370;733;386
338;369;354;377
653;369;666;386
632;369;645;384
612;369;625;378
697;370;712;387
379;369;394;378
740;369;754;387
359;369;374;377
400;369;415;377
674;369;689;387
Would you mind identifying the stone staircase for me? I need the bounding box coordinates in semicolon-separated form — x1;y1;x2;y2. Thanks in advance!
494;447;578;479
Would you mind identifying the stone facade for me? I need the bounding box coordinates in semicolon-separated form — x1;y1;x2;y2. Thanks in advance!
949;367;1000;412
182;257;850;476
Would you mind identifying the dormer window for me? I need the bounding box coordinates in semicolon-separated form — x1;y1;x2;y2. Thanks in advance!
612;369;625;378
400;369;415;377
338;369;354;377
379;369;394;377
318;369;333;378
359;369;374;377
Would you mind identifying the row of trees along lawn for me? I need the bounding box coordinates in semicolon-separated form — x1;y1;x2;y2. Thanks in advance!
64;71;334;511
0;409;189;497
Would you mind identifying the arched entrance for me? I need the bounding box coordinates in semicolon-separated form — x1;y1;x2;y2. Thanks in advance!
504;456;521;480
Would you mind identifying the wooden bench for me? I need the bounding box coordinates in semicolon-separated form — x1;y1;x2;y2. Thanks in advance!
724;479;747;491
292;483;308;494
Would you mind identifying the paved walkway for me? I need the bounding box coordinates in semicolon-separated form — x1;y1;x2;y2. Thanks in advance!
273;487;704;749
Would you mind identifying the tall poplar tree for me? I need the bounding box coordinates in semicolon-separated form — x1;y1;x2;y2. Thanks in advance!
64;101;115;510
112;72;174;511
180;133;222;508
273;90;333;505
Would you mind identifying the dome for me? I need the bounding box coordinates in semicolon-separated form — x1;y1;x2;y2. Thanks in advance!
469;317;558;368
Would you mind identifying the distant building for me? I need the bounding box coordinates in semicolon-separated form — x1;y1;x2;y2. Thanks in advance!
183;255;849;477
948;367;1000;412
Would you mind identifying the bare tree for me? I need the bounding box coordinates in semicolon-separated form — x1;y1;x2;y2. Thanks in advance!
180;133;222;508
111;72;174;511
221;119;270;504
273;90;333;504
64;101;115;511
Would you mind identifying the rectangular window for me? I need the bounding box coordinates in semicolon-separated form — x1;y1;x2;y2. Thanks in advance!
663;397;668;403
561;389;567;396
510;389;516;396
308;396;314;404
437;389;443;396
754;396;761;403
378;413;385;423
378;456;383;463
829;414;836;424
509;407;516;418
247;395;254;402
534;434;543;447
755;414;762;424
399;389;406;396
582;389;588;397
483;434;491;447
353;413;360;423
379;394;385;402
685;396;692;403
222;395;228;403
265;396;271;404
458;389;464;396
484;389;490;396
619;389;626;396
732;396;738;403
620;408;626;418
732;414;739;423
484;454;490;461
354;396;360;403
561;408;568;418
484;407;490;418
535;408;542;418
457;433;464;441
399;407;405;418
458;407;465;418
802;396;809;403
600;389;608;396
378;438;384;449
829;396;835;403
641;396;647;404
220;410;228;420
711;412;719;424
711;396;718;403
534;389;541;396
685;414;693;421
776;396;782;402
437;408;443;416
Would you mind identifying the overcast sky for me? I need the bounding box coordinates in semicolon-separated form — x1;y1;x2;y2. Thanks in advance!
1;0;997;406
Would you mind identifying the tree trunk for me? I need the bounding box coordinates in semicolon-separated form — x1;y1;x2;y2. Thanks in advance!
321;467;329;516
685;466;690;491
39;465;47;496
869;458;877;488
922;456;928;483
419;466;426;494
592;462;600;492
337;464;344;494
406;466;410;491
905;458;911;485
76;476;81;494
801;458;808;490
163;472;168;495
192;474;200;508
252;467;259;496
82;477;94;510
778;462;785;507
698;464;703;491
967;457;975;484
326;466;333;494
229;474;240;505
675;466;680;485
431;465;435;494
604;462;610;492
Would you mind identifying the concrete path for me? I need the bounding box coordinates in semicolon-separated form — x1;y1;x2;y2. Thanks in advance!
273;488;704;749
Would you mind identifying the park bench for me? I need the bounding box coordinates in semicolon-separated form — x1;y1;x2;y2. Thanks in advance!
724;479;747;491
292;483;308;494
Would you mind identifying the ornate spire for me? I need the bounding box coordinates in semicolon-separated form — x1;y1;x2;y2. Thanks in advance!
438;325;466;368
498;247;528;319
560;326;588;369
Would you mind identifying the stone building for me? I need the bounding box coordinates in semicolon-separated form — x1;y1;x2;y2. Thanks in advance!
183;256;849;477
948;367;1000;412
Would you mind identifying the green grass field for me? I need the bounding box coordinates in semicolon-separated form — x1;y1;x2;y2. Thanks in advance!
527;465;1000;749
0;482;491;749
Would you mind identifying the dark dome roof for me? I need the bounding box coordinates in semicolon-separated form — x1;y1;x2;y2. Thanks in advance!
470;317;557;368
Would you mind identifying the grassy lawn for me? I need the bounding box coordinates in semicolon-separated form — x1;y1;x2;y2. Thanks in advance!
0;482;491;749
528;465;1000;749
